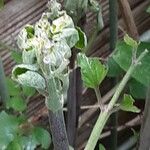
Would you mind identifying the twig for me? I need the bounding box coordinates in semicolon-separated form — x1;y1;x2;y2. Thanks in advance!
85;50;148;150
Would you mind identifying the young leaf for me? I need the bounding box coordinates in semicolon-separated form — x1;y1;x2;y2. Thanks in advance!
113;41;150;86
0;111;19;148
53;28;79;48
77;53;108;89
120;94;140;113
124;34;138;48
12;64;46;90
129;79;146;99
8;97;27;112
75;27;87;50
99;144;106;150
32;127;51;149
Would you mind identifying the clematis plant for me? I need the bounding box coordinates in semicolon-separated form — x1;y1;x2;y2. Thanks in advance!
12;0;86;149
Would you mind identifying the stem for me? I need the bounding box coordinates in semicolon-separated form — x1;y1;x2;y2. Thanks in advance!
94;87;103;110
48;109;69;150
46;78;69;150
85;60;142;150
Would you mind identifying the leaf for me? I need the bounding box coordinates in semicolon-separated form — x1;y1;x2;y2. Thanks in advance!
77;53;108;89
6;78;21;96
113;41;150;86
75;27;87;50
11;51;22;63
32;127;51;149
120;94;140;113
22;86;36;97
53;28;79;48
129;79;147;99
99;144;106;150
12;64;46;90
107;57;124;77
0;111;19;148
124;34;138;48
8;96;27;112
22;49;36;64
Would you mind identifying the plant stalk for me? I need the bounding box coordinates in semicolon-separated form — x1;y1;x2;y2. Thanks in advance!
47;78;69;150
94;87;103;110
85;61;141;150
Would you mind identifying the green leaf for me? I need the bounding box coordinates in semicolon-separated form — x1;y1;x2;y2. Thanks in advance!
99;144;106;150
120;94;140;113
75;27;87;50
124;34;138;48
6;78;21;96
129;79;147;99
12;64;46;90
22;86;36;97
32;127;51;149
77;53;108;89
113;41;150;86
0;111;19;148
107;57;124;77
11;51;22;63
8;96;27;112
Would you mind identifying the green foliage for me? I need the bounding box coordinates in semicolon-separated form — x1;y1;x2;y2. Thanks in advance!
112;41;150;86
129;79;147;99
75;27;87;50
99;144;106;150
0;111;51;149
7;139;22;150
77;53;108;89
120;94;140;113
32;127;51;149
6;77;35;112
0;111;19;148
6;78;21;96
8;97;27;112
